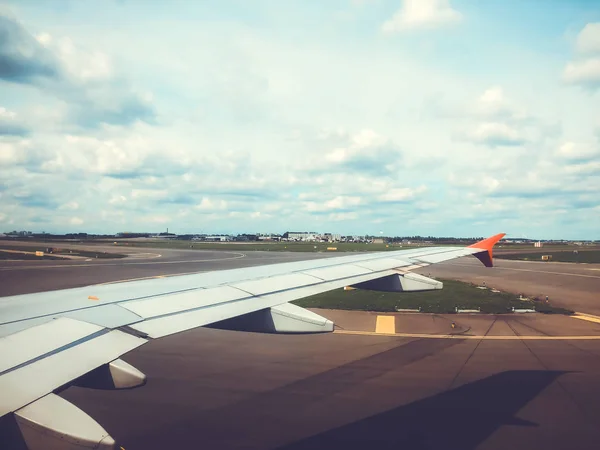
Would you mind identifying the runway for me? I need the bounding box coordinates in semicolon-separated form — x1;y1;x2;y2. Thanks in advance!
418;258;600;316
2;245;600;449
0;245;336;296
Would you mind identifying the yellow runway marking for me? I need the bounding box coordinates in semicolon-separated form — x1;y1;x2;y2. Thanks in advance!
334;330;600;340
375;315;396;334
571;312;600;325
97;275;165;285
0;249;36;255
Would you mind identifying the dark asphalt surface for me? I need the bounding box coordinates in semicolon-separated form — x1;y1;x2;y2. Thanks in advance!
3;245;600;450
0;246;337;296
60;326;600;450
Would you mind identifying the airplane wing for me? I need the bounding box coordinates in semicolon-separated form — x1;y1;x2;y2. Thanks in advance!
0;233;504;450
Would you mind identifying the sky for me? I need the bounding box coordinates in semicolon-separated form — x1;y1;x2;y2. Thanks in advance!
0;0;599;239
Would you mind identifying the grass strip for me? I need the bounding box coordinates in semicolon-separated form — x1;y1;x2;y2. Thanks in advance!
293;279;572;314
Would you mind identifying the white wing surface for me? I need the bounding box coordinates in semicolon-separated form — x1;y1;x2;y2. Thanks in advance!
0;234;504;450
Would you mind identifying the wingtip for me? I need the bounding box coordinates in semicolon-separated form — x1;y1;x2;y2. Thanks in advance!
468;233;506;267
468;233;506;250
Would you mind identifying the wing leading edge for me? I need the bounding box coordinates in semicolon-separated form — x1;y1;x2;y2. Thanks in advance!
0;234;505;449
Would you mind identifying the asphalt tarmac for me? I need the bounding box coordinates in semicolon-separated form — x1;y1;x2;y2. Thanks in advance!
0;245;336;296
2;245;600;450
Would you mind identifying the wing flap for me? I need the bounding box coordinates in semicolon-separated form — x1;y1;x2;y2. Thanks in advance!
129;269;397;338
353;258;414;271
65;304;143;329
231;273;321;295
408;248;478;264
121;285;245;319
301;264;372;281
14;393;117;450
0;323;146;416
0;318;103;374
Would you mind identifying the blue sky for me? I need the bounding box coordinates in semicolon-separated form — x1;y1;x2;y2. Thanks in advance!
0;0;599;239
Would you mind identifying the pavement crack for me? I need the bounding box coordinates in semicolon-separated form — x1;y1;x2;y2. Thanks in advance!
505;319;597;427
447;316;497;389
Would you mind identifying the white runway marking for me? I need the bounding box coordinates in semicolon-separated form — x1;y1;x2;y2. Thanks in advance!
445;262;600;279
123;252;162;259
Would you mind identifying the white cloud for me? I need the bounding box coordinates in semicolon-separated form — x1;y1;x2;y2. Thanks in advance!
109;195;127;204
318;129;403;175
1;4;599;238
196;197;228;211
146;215;170;224
326;196;362;209
0;107;15;119
350;129;386;148
50;36;114;82
0;139;34;166
564;23;600;89
564;160;600;175
130;189;166;201
302;195;362;213
69;217;84;225
325;129;386;163
382;0;461;33
563;58;600;86
35;32;113;81
468;122;525;147
0;142;20;166
556;142;599;161
328;212;358;221
0;106;30;136
474;86;527;120
378;186;426;202
351;0;378;5
0;15;155;128
576;23;600;54
35;32;51;45
59;201;79;210
34;128;191;177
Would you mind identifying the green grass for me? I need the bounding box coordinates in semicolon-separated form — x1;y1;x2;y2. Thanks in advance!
113;240;408;252
496;250;600;264
292;279;572;314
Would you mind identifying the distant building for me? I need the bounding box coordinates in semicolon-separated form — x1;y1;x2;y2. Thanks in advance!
205;235;231;242
258;233;281;241
534;241;543;248
284;232;319;241
116;232;152;238
235;234;258;242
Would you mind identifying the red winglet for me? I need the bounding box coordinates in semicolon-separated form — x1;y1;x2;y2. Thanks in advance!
467;233;506;267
